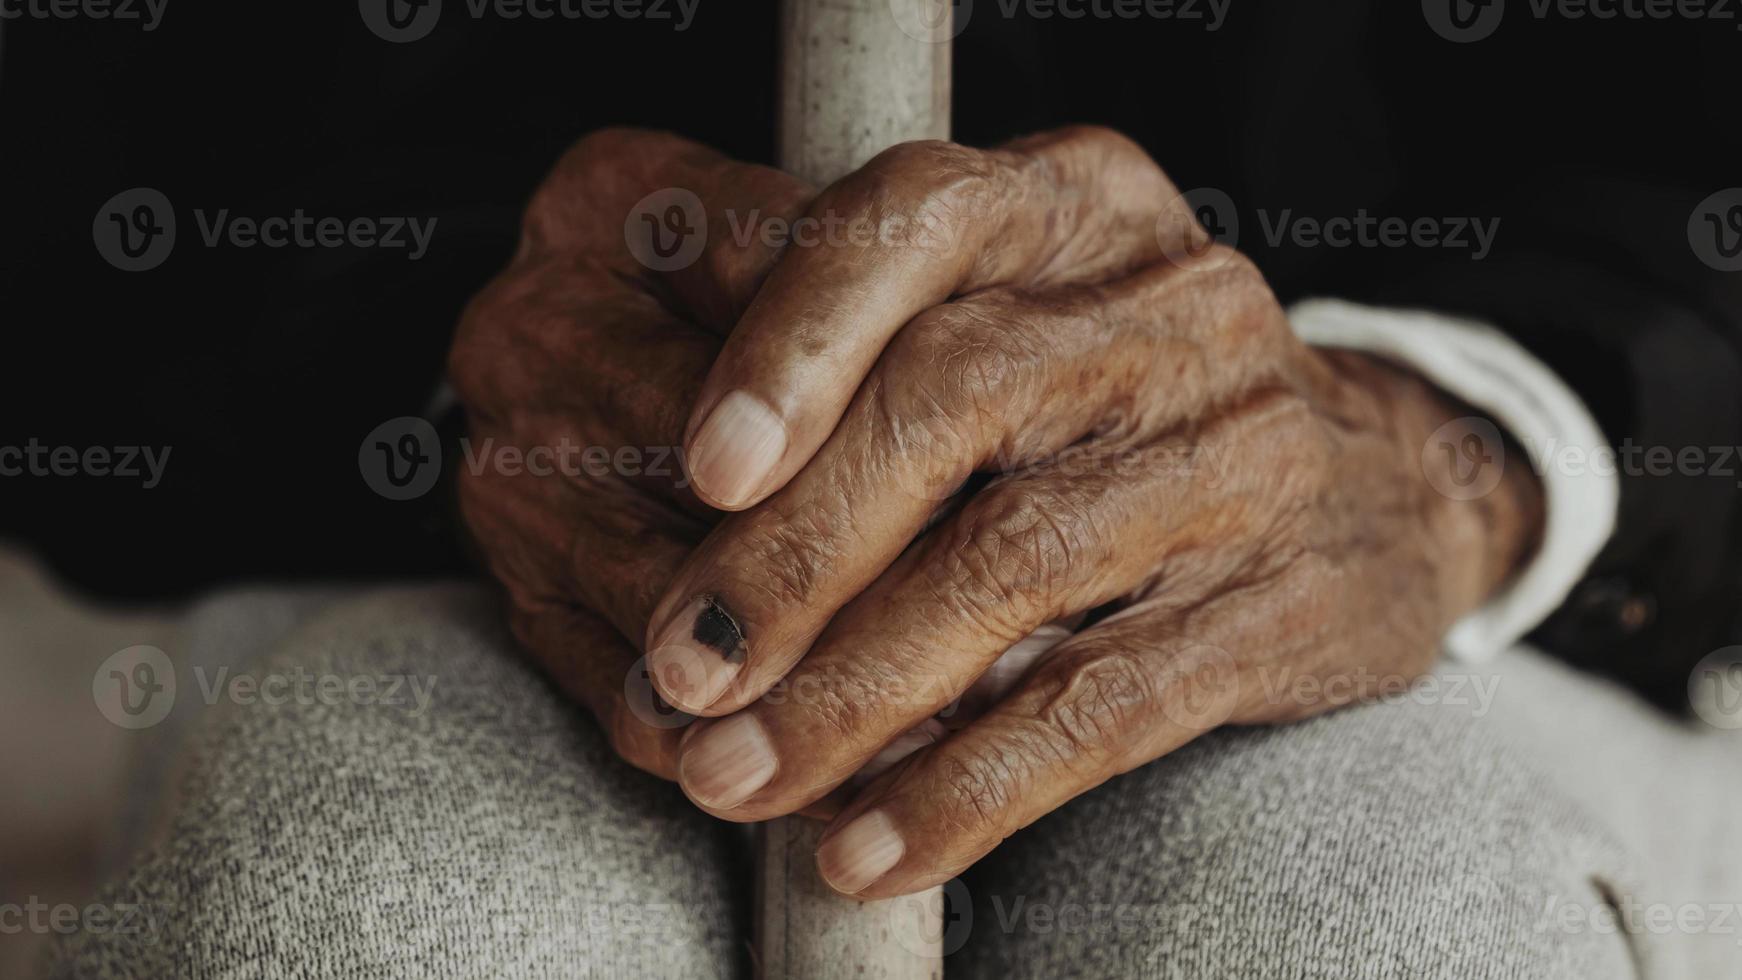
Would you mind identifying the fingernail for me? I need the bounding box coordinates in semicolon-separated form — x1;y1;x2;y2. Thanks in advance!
648;596;744;712
689;390;787;507
817;810;905;894
678;714;777;809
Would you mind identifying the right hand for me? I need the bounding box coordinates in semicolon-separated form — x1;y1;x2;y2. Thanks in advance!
448;128;815;779
452;125;1203;790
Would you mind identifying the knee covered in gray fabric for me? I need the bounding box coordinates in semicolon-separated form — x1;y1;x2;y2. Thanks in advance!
952;699;1644;980
49;586;742;980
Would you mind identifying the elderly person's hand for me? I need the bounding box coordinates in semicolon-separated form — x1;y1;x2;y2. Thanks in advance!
636;127;1545;897
448;128;817;779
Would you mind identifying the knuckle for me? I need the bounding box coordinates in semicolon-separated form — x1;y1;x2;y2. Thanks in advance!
847;139;1000;253
944;486;1093;627
447;288;507;412
1046;124;1159;179
526;127;685;244
1217;251;1282;320
447;267;577;417
1242;392;1333;496
698;235;768;312
1037;646;1158;752
737;506;849;610
548;127;688;191
787;658;906;751
930;744;1025;833
556;126;648;173
888;298;1038;420
863;139;989;192
1210;252;1283;332
1050;123;1135;152
1015;125;1179;214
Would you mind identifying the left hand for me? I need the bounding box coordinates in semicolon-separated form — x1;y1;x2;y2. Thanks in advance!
644;128;1544;897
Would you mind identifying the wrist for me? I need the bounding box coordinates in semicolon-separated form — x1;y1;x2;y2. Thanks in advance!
1403;364;1544;618
1332;349;1546;622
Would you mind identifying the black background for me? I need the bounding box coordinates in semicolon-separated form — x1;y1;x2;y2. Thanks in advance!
2;0;1737;609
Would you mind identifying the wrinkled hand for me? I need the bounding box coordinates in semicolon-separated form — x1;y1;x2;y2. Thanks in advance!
448;129;816;779
447;128;1061;789
630;128;1545;897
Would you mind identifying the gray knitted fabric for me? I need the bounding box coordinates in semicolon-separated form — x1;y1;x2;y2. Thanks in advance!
47;585;1742;979
50;586;746;979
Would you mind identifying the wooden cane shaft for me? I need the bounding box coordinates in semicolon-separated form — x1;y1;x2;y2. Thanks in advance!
757;2;952;978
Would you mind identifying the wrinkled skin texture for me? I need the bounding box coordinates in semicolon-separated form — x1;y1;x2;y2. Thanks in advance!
449;129;813;780
450;127;1544;897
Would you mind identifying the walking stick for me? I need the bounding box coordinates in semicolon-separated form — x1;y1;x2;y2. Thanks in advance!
755;1;952;977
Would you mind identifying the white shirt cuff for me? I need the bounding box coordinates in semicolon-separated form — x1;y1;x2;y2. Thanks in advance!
1288;299;1619;663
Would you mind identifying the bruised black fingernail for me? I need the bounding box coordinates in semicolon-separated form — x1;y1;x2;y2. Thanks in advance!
648;595;747;711
691;595;745;662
